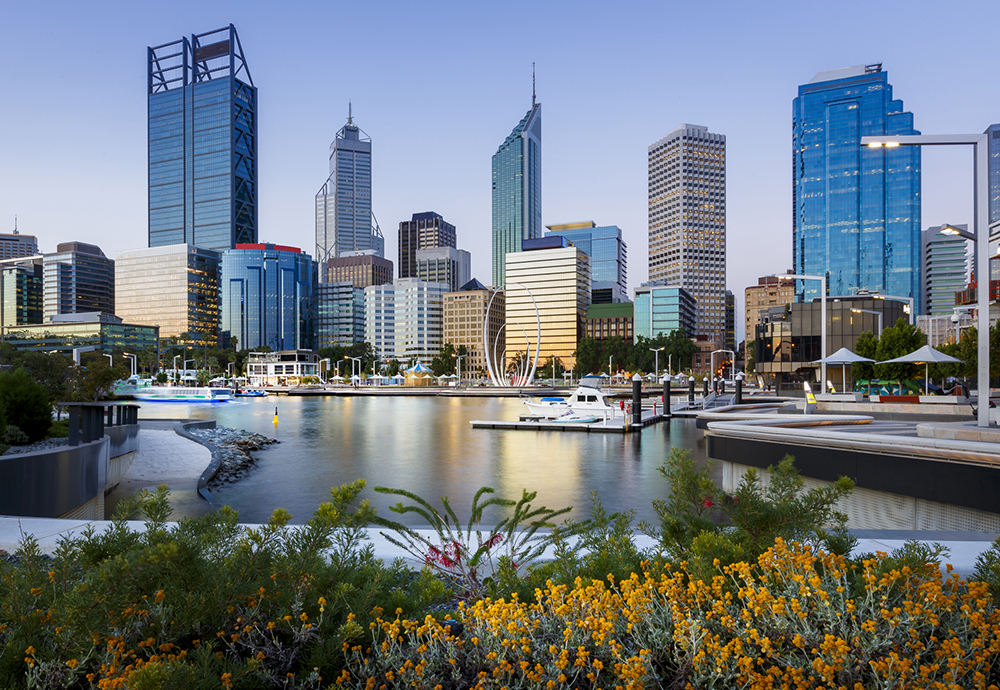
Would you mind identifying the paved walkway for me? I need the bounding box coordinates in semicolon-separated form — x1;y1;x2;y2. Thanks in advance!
104;426;214;519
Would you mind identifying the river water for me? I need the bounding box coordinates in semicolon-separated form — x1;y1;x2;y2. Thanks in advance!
139;396;711;526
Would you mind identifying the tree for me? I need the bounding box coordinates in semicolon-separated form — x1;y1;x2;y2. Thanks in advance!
0;368;53;442
67;357;125;403
662;330;698;375
573;337;603;376
874;317;925;382
432;343;458;376
541;356;565;381
853;330;878;381
745;340;756;375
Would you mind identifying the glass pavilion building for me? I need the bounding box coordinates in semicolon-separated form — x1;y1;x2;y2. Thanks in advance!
492;101;541;287
220;244;314;351
793;64;921;313
148;25;257;252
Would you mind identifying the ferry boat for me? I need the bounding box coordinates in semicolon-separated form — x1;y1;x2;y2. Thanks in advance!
522;385;621;419
116;377;234;403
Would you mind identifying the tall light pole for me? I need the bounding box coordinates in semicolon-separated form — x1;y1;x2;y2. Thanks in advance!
649;346;664;382
869;294;915;326
850;308;883;336
319;358;330;383
104;353;113;367
609;355;614;380
778;274;827;387
862;132;991;427
453;353;466;385
349;356;362;380
123;352;137;377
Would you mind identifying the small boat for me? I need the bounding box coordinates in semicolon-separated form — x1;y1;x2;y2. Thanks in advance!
523;385;620;419
552;411;600;424
131;385;234;403
235;389;268;398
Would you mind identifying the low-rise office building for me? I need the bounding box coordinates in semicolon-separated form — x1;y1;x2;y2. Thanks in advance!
583;302;633;341
246;350;319;387
442;279;504;378
4;312;159;356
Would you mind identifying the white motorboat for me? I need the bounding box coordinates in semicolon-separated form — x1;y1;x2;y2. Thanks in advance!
523;385;621;419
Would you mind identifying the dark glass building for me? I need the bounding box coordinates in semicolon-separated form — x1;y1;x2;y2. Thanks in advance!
398;212;456;279
492;101;541;286
220;244;314;351
0;259;42;330
148;25;257;252
42;242;115;321
987;124;1000;229
314;281;364;348
793;64;921;313
327;252;393;289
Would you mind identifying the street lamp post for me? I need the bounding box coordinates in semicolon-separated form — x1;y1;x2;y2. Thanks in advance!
869;294;915;326
862;132;990;427
850;308;883;336
711;349;736;382
123;352;137;377
453;353;467;386
104;354;113;367
609;356;613;380
319;358;330;383
649;346;664;383
348;356;362;382
778;274;828;387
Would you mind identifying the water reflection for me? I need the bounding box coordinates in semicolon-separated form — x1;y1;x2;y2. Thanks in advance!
139;397;712;526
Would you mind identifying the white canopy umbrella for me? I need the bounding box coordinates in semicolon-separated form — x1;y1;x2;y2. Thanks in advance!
879;345;963;395
812;347;874;394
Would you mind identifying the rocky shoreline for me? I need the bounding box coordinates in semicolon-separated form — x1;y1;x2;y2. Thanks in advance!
188;427;279;489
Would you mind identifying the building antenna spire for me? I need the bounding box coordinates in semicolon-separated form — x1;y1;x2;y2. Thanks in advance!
13;215;16;235
348;101;353;126
532;63;536;107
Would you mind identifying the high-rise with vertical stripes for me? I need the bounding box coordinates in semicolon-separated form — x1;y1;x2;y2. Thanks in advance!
492;101;541;287
647;124;726;346
147;25;257;252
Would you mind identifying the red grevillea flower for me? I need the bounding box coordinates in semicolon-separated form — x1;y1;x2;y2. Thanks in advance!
703;497;714;508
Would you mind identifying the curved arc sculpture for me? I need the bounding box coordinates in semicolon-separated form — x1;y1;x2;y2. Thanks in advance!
483;282;542;387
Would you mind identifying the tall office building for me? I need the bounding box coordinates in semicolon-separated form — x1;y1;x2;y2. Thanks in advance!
314;282;364;348
647;124;726;345
546;222;628;303
0;229;38;260
922;225;969;316
793;64;921;313
220;243;314;351
148;25;257;252
327;252;393;289
492;99;541;287
744;273;795;347
115;245;220;342
42;243;115;321
415;247;471;293
632;283;696;342
443;280;504;379
725;290;736;351
504;237;590;369
0;260;42;329
364;278;447;365
315;109;384;274
398;212;456;279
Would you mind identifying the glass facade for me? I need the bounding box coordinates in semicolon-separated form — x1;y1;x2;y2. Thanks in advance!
115;244;220;342
504;246;590;367
327;252;393;289
492;103;541;286
148;25;257;252
313;282;364;348
220;244;314;351
793;65;921;313
647;124;726;345
398;212;456;279
922;226;968;316
5;317;159;355
545;222;628;302
632;284;696;342
0;234;38;260
415;247;470;293
364;278;447;364
42;243;115;320
315;114;384;272
0;262;42;329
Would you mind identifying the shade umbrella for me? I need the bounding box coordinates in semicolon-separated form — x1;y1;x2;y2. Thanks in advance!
878;345;963;395
812;347;874;394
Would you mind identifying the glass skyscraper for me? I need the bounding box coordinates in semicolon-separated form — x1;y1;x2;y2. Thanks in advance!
545;222;628;303
148;25;257;252
315;110;384;276
220;244;314;351
42;242;115;320
793;64;921;312
987;124;1000;229
492;101;541;287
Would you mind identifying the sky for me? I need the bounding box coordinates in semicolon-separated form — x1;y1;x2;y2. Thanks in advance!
1;0;998;343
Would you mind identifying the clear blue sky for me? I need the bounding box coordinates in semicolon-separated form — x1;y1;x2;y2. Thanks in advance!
1;0;997;342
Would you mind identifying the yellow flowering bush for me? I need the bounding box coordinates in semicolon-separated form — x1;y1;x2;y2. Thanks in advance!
338;540;1000;689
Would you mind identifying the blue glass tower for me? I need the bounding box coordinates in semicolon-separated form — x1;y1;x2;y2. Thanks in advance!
545;222;628;303
220;244;314;351
492;100;541;287
148;25;257;252
987;124;1000;227
793;64;921;313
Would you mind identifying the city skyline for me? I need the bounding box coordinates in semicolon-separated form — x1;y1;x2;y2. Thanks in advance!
2;1;998;343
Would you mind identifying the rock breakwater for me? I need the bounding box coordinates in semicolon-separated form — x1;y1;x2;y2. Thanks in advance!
188;427;278;489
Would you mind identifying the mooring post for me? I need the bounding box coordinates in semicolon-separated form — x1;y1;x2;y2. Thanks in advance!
631;374;642;428
735;376;743;406
688;376;695;403
664;379;672;418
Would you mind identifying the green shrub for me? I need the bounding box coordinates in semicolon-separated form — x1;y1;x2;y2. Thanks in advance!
45;418;69;439
2;424;28;446
0;367;52;442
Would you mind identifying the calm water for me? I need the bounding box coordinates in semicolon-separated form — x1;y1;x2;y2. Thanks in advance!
139;396;711;526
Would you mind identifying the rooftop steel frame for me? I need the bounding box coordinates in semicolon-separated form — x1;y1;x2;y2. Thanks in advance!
148;24;254;95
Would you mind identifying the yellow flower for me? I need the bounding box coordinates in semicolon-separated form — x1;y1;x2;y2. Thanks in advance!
67;659;78;669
